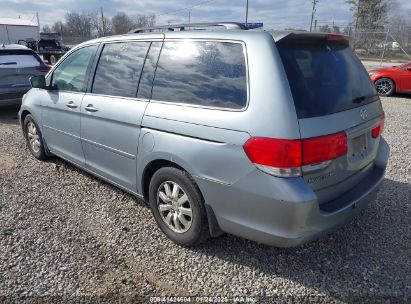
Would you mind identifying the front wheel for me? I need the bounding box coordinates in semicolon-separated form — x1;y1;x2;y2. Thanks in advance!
375;78;395;96
149;167;209;246
23;115;48;160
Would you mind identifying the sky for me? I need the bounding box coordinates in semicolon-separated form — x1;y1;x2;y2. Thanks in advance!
0;0;410;31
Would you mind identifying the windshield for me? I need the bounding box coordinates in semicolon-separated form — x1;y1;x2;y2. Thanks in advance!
277;37;377;119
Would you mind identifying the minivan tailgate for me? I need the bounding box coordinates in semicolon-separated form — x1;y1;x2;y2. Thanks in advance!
299;101;384;203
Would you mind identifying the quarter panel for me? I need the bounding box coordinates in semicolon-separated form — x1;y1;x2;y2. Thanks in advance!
136;123;252;194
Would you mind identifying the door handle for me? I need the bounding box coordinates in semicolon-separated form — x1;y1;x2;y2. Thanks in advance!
66;101;78;109
84;104;98;112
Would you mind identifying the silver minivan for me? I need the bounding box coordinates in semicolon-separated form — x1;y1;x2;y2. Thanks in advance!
19;23;389;247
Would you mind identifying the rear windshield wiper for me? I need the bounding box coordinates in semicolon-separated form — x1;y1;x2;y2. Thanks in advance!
352;96;367;104
0;62;17;65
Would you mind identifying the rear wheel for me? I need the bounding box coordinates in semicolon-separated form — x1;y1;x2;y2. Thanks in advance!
148;167;209;246
49;54;58;65
375;78;395;96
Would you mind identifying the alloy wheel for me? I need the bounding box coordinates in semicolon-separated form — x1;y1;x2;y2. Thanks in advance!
27;122;41;153
157;181;193;233
375;79;393;96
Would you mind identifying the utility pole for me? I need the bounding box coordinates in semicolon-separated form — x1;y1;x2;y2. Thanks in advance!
100;7;105;36
245;0;249;26
309;0;318;32
314;19;317;32
188;10;191;24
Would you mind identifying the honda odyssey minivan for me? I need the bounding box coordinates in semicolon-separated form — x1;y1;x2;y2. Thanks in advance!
19;23;389;247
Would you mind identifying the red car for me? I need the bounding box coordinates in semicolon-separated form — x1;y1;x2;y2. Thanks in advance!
369;62;411;96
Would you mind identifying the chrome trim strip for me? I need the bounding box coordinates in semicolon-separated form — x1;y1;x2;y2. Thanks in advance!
43;125;81;140
81;137;136;160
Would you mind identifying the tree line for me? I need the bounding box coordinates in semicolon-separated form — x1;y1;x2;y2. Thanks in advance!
42;11;156;38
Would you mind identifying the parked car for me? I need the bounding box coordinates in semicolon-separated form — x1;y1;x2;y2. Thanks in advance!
0;44;50;106
369;62;411;96
19;23;389;247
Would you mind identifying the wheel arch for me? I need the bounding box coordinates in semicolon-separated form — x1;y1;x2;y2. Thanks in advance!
20;109;31;131
140;158;224;238
141;159;186;202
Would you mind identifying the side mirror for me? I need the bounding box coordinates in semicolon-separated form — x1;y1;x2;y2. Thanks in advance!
30;75;47;89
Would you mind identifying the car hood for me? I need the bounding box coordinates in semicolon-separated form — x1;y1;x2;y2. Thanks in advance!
369;66;398;74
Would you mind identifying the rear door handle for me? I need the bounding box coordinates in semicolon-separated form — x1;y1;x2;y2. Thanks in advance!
66;101;78;109
84;104;98;112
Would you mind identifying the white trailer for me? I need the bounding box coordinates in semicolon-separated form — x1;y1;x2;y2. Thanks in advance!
0;16;40;45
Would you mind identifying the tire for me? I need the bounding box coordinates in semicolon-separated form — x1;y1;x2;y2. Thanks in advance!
375;78;395;96
149;167;209;246
23;115;48;160
49;55;57;65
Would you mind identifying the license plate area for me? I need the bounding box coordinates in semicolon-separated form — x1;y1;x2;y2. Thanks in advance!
352;134;367;153
349;134;370;163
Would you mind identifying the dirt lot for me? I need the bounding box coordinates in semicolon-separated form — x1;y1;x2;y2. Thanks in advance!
0;96;410;303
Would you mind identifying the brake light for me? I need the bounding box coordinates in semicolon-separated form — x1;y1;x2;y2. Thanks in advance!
243;131;348;177
327;34;343;41
372;115;385;138
36;65;51;73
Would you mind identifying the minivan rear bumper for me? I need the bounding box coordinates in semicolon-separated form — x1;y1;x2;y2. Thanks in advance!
196;137;389;247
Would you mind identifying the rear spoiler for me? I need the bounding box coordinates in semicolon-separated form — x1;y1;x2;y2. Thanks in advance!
268;31;350;43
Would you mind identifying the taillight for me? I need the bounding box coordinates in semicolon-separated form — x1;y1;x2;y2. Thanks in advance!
372;115;385;138
36;65;51;73
302;132;347;165
243;131;348;177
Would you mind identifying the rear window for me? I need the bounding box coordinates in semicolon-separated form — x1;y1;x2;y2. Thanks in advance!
0;50;41;68
152;40;248;109
277;36;376;119
38;40;61;49
92;41;150;98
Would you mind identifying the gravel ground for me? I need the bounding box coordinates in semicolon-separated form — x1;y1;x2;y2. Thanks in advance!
0;96;410;303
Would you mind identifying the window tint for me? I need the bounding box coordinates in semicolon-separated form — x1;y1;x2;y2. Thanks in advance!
52;45;97;92
92;42;150;98
137;42;162;100
277;38;376;118
152;41;247;109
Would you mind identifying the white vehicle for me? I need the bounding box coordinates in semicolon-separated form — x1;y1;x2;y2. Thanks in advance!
0;17;40;45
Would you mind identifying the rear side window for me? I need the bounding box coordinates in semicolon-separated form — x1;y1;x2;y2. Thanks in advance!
277;37;376;118
92;42;150;98
152;41;247;109
0;50;41;68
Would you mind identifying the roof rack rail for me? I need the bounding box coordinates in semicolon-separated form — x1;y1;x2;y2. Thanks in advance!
129;22;247;34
